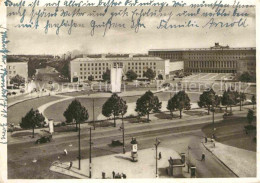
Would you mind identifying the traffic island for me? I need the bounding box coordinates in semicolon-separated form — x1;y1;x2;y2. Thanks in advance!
49;147;189;179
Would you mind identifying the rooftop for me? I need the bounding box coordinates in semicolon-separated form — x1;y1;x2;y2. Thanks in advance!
149;43;256;52
71;57;165;62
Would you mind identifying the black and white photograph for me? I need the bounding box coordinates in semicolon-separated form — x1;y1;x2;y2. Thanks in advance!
0;0;258;181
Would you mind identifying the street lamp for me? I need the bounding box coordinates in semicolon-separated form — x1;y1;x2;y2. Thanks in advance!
187;146;191;173
89;127;92;178
121;114;126;154
78;119;81;170
92;98;95;130
154;138;160;178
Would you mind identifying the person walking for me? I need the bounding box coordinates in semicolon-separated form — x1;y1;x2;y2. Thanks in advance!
201;153;205;161
159;152;162;160
112;171;115;179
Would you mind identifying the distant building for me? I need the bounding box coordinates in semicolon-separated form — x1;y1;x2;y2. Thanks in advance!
7;61;28;85
237;56;256;75
148;43;256;74
70;55;169;82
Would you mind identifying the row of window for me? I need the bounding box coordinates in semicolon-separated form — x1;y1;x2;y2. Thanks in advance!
8;71;16;74
79;63;109;67
80;67;109;71
187;61;237;68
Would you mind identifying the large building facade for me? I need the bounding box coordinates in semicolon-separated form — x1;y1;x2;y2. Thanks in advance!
149;43;256;74
70;55;169;82
7;62;28;85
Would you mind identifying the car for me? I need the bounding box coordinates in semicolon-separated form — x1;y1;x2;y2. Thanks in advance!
111;140;123;146
11;92;16;95
7;92;11;96
48;81;53;84
35;132;52;144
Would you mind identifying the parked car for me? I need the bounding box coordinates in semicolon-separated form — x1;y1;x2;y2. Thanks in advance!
7;92;11;96
11;92;16;95
35;132;52;144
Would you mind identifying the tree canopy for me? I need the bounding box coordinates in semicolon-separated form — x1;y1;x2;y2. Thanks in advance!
238;72;254;82
251;95;256;109
158;74;163;80
247;109;254;124
221;89;239;112
102;69;111;82
10;74;25;86
126;70;138;81
167;90;191;118
102;93;128;127
63;100;89;131
20;108;45;138
143;68;156;81
135;90;161;122
88;75;94;81
198;89;220;114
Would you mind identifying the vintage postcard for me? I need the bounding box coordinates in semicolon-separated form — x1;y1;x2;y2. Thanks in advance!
0;0;259;182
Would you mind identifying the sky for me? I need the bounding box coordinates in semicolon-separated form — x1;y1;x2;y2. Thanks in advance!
7;5;256;55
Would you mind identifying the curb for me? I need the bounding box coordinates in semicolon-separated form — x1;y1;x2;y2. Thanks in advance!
202;141;239;178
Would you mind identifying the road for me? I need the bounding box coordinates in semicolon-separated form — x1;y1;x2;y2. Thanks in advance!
8;114;241;179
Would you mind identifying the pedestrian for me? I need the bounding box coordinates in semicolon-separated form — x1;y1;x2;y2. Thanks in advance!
159;152;162;160
67;161;73;170
205;137;207;143
201;153;205;161
121;173;124;179
112;171;115;179
64;149;68;155
123;173;126;179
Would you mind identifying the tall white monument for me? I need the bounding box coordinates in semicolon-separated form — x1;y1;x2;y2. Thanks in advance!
110;63;122;93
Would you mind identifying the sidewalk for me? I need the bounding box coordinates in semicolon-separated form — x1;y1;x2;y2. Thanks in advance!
50;147;184;179
203;140;256;177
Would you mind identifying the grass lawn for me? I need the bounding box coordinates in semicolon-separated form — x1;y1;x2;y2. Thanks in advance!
202;116;256;152
44;92;201;123
8;96;60;126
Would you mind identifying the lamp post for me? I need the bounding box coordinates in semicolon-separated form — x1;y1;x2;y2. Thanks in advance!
187;146;191;173
122;114;125;154
78;119;81;170
154;138;160;178
89;127;92;178
92;98;95;130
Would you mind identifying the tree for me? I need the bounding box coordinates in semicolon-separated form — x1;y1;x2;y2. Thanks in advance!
102;93;127;127
143;68;156;81
102;69;110;82
126;70;138;81
158;74;163;80
251;95;256;109
88;75;94;81
167;91;191;119
61;61;70;79
63;100;89;131
198;89;217;115
239;72;253;82
247;109;254;124
221;89;239;112
10;74;25;86
135;90;161;122
20;108;45;138
239;92;246;111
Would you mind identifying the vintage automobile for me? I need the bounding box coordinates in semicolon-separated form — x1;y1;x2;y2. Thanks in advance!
35;131;52;144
